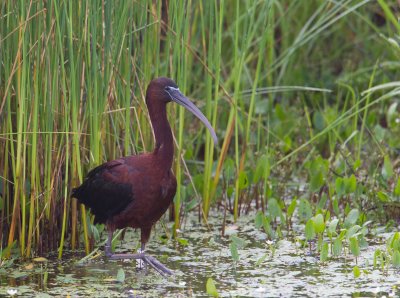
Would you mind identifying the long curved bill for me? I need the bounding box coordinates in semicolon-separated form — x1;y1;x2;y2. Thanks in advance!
167;88;218;145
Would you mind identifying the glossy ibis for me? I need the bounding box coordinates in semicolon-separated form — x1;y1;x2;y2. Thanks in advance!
72;77;217;275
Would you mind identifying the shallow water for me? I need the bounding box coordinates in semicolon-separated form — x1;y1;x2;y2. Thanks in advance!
0;214;398;297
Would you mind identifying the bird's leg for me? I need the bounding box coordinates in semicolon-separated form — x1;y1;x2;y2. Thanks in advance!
104;229;113;257
138;242;173;276
136;243;145;269
108;227;172;276
109;243;173;276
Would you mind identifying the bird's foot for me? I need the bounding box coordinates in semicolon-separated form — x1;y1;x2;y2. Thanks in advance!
108;252;173;276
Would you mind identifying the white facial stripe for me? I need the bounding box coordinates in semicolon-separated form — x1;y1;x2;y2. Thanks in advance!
165;86;180;101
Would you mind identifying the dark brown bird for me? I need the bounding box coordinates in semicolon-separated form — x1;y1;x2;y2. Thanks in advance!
71;77;217;275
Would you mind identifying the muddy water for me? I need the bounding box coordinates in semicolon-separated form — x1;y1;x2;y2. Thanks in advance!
0;214;398;297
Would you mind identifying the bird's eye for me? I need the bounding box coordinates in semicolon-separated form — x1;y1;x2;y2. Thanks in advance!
165;86;171;91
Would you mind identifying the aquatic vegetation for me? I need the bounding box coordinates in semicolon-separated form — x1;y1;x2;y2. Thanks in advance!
0;0;399;295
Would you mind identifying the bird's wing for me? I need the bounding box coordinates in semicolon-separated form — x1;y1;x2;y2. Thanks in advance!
72;159;135;224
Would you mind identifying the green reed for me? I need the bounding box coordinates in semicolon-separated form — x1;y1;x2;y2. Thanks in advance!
0;0;398;258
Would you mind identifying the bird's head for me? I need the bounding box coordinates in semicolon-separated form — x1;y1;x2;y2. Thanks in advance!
146;77;217;144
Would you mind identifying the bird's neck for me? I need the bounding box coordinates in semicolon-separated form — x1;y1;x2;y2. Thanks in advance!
149;103;174;169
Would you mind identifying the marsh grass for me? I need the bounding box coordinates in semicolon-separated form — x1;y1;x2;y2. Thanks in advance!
0;0;399;258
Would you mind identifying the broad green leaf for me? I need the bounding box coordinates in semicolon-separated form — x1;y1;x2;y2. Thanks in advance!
320;242;329;262
231;235;246;249
254;211;264;229
223;158;235;180
347;225;361;239
353;159;361;170
333;198;340;216
177;238;189;246
313;214;325;234
344;209;359;228
238;171;249;190
393;250;400;267
350;237;360;257
377;191;389;202
310;171;324;193
253;154;270;184
328;219;339;235
394;178;400;196
229;242;239;262
325;210;331;223
305;219;316;241
313;111;325;131
275;104;286;121
262;216;273;238
353;265;360;278
268;198;282;219
287;198;297;218
206;278;219;297
317;193;328;210
382;155;394;180
387;102;398;127
298;198;312;222
345;175;357;193
335;177;345;197
333;238;342;256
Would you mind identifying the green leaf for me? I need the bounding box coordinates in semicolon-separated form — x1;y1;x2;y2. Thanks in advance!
377;191;389;202
310;171;324;193
223;158;235;180
313;214;325;234
333;238;342;256
298;198;312;222
238;171;249;190
347;225;361;239
317;193;328;210
373;249;380;269
387;102;398;127
328;219;339;235
325;210;331;223
344;209;359;228
350;237;360;257
206;278;219;297
353;159;361;170
254;211;264;229
305;219;316;241
393;250;400;267
345;175;357;193
335;177;345;197
320;242;329;262
116;268;125;283
275;104;286;121
262;216;273;238
230;235;246;249
394;178;400;196
313;111;325;131
177;238;189;246
382;155;394;180
268;198;282;219
332;198;340;216
253;154;270;184
287;198;297;218
353;265;360;278
229;242;239;262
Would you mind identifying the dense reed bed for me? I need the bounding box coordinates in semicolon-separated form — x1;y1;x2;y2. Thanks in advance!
0;0;399;259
